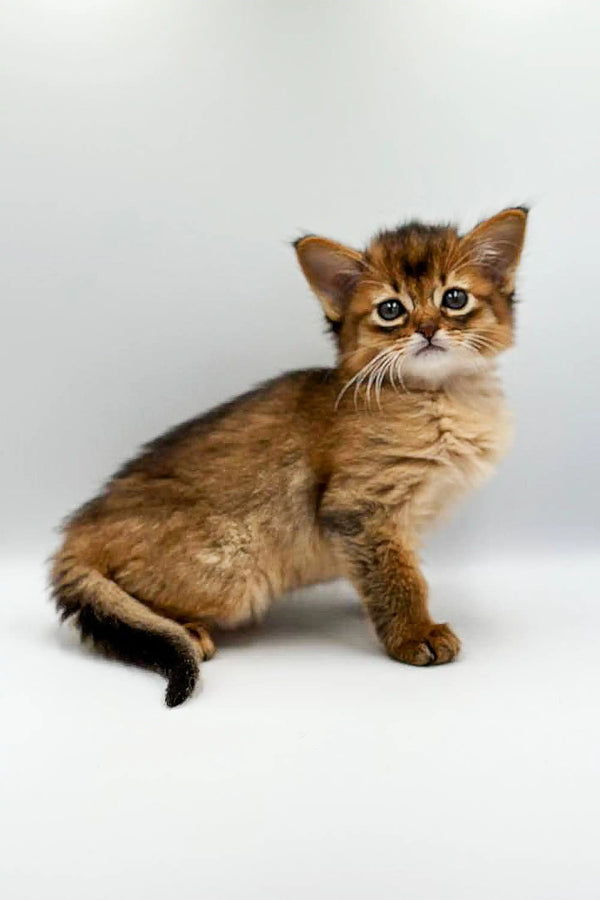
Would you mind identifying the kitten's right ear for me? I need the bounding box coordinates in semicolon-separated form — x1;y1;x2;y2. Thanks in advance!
294;235;365;323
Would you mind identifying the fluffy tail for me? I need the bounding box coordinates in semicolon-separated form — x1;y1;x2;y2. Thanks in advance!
50;558;199;707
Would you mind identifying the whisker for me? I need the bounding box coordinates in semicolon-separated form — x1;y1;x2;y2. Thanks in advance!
353;353;389;411
335;348;389;410
376;354;397;408
342;347;389;409
395;352;410;394
372;354;393;410
366;349;397;410
335;335;419;411
464;334;504;353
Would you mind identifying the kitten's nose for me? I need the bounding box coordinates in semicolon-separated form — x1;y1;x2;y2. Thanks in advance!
417;320;438;341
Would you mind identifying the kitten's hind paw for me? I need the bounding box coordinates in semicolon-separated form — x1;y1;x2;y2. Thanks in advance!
388;623;460;667
183;623;216;661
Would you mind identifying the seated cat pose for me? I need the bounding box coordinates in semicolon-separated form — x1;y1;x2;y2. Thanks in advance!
51;207;527;706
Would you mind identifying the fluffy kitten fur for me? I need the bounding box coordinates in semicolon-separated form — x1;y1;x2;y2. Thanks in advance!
51;207;527;706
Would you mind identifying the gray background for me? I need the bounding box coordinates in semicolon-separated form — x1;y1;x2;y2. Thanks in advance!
2;0;599;558
3;5;600;900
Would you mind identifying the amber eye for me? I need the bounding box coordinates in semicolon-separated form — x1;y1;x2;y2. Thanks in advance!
442;288;468;310
376;298;406;322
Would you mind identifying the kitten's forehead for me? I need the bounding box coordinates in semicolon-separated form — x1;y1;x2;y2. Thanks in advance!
365;223;459;287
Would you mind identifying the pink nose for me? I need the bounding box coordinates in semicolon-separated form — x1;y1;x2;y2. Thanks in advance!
418;321;438;340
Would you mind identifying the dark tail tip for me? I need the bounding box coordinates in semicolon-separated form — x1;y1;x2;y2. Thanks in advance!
53;584;199;706
165;657;199;707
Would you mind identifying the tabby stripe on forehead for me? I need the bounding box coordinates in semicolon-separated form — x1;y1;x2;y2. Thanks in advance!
402;257;430;280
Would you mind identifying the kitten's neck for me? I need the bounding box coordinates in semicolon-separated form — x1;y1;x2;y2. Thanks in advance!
402;362;503;397
332;360;504;404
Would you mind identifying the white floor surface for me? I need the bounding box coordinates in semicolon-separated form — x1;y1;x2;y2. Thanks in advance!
1;552;599;899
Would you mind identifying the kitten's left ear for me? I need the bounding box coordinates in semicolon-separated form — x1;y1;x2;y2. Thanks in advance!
459;207;528;288
294;235;365;323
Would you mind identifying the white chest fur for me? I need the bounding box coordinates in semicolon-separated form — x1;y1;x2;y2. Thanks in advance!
400;372;513;534
347;370;514;537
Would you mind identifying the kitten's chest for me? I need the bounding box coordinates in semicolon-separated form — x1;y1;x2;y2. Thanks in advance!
355;382;513;530
414;390;511;467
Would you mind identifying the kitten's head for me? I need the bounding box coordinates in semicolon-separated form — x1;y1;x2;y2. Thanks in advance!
295;208;527;388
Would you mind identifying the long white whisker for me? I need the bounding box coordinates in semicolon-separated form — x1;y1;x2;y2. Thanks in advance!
335;350;387;410
374;357;389;409
371;353;392;410
366;349;396;410
388;353;399;395
339;347;395;411
468;334;502;348
464;334;503;353
335;335;421;411
354;353;387;411
375;355;396;408
395;349;411;394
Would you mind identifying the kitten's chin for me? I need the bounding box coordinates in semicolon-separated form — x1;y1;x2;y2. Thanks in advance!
402;348;486;385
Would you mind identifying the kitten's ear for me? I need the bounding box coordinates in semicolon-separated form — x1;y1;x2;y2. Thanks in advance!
294;235;365;322
459;207;528;288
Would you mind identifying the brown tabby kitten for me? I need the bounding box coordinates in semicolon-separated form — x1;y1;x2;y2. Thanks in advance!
51;207;527;706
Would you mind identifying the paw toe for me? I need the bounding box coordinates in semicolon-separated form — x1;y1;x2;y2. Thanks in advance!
396;639;435;666
184;624;216;662
389;623;460;667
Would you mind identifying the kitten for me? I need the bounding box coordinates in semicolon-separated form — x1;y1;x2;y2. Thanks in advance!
51;207;527;706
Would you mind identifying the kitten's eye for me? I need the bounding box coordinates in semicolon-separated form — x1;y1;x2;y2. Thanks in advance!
442;288;469;311
376;298;407;323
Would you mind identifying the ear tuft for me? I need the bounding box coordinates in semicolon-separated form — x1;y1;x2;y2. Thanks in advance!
294;235;364;322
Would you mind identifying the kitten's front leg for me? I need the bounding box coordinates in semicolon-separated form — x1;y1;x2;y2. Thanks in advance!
334;524;460;666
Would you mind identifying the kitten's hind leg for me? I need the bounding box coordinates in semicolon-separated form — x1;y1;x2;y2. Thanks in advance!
183;623;216;661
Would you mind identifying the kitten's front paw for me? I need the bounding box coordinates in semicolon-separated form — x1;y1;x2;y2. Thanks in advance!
388;623;460;666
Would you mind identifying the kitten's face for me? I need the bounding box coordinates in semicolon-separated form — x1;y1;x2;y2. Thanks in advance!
295;209;527;388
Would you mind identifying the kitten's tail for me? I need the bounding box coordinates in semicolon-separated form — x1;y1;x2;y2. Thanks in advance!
50;556;199;707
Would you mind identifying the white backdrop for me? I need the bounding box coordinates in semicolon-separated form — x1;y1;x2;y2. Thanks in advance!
2;4;600;900
1;0;599;557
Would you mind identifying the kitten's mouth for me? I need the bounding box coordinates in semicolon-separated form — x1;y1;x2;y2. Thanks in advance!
415;344;447;357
